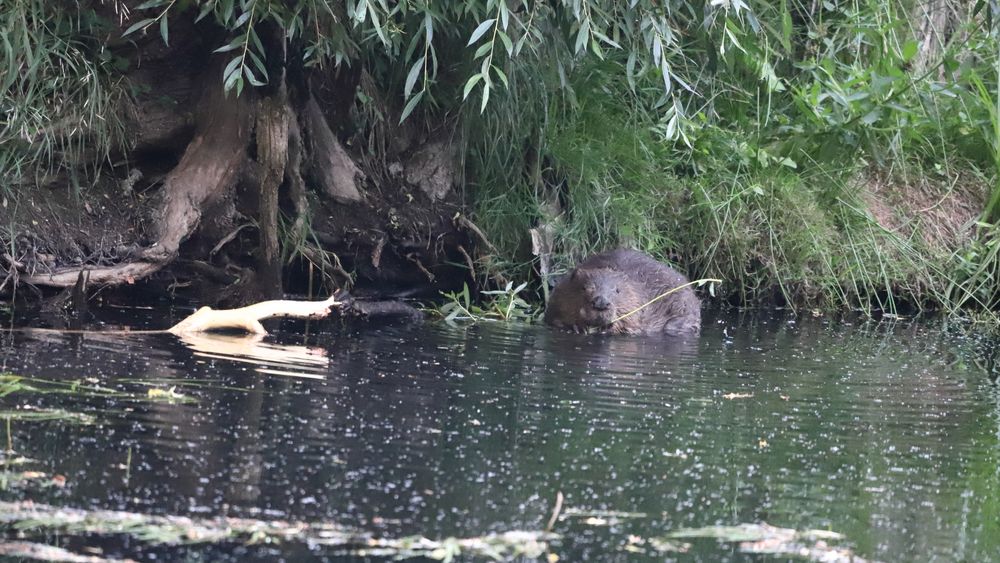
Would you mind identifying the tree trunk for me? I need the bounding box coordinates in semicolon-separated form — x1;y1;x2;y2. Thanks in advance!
254;87;291;298
911;0;959;75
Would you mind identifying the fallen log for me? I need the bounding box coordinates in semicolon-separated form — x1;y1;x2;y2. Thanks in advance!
168;294;342;335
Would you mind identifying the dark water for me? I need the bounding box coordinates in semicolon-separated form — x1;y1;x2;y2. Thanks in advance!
1;310;999;561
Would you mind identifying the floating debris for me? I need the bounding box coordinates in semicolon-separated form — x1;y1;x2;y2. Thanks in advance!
0;455;33;467
560;508;647;527
0;541;135;563
561;508;648;520
722;392;754;400
359;531;556;561
0;501;559;561
0;374;120;399
0;471;67;490
0;374;195;405
647;537;691;553
621;534;692;555
0;407;96;424
145;386;190;403
663;523;866;562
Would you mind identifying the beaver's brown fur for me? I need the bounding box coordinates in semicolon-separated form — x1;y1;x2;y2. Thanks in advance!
544;249;701;335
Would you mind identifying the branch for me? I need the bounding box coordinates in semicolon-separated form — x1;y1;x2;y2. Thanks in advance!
168;294;342;335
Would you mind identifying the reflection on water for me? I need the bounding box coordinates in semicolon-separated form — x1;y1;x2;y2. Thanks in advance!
0;312;998;561
177;332;329;378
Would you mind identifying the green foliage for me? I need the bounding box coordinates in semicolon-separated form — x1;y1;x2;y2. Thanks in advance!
436;282;536;323
466;0;1000;312
949;222;1000;311
4;0;1000;311
117;0;761;119
0;0;130;191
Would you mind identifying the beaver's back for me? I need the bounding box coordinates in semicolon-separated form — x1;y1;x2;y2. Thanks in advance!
545;249;701;335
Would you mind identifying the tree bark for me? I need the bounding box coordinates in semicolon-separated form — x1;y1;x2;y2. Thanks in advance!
254;88;291;298
303;95;364;203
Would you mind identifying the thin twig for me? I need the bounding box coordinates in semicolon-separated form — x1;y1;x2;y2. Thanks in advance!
545;491;564;533
611;278;721;324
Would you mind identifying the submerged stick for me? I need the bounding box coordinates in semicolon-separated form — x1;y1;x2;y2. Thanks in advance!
167;294;342;336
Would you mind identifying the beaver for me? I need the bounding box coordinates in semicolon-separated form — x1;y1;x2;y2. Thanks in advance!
544;249;700;335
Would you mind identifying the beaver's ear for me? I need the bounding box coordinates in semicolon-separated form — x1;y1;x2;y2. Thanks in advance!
570;268;580;281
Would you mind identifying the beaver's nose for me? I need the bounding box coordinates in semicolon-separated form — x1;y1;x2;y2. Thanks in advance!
592;296;611;311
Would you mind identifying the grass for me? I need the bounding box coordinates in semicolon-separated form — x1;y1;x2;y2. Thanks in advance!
0;0;130;196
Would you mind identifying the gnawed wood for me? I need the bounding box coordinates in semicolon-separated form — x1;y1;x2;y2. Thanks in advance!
168;294;342;335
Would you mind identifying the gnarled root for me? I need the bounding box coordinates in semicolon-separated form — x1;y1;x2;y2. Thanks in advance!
23;66;254;288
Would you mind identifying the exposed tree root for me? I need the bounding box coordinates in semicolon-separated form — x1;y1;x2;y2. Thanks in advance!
303;95;364;203
23;69;254;288
285;110;310;242
7;41;472;303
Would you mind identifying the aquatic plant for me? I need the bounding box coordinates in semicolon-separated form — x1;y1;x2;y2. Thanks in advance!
0;500;559;561
0;408;96;424
0;541;129;563
657;523;865;563
0;374;196;404
436;281;537;323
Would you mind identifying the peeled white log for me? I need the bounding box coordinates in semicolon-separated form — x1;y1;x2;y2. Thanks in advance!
168;294;342;336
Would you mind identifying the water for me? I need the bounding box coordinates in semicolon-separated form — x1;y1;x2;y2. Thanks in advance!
1;310;998;561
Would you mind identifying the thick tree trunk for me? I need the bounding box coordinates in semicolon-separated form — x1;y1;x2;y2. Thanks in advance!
254;88;291;298
144;70;254;262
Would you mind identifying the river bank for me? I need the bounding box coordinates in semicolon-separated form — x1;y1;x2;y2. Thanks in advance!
2;1;998;318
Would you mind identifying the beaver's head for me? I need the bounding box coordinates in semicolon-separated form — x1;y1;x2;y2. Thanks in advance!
569;267;637;330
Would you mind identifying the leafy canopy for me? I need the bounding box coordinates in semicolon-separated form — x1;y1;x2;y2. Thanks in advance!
120;0;766;122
